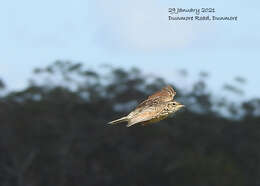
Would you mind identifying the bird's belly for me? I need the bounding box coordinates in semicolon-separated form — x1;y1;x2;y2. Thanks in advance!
142;115;168;126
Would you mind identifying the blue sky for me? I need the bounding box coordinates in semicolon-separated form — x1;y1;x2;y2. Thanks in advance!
0;0;259;100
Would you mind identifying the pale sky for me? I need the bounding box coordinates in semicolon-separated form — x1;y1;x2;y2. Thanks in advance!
0;0;259;101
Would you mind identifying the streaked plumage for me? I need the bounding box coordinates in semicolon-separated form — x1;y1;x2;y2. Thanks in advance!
108;85;184;127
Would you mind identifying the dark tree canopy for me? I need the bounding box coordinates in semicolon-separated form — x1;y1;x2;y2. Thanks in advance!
0;61;259;186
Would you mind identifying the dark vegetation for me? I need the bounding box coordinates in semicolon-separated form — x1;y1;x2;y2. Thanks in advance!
0;61;260;186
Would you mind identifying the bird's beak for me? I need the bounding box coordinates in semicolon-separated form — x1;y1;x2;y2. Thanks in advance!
177;104;185;109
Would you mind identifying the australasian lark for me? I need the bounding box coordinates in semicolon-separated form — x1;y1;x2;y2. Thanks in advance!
108;85;184;127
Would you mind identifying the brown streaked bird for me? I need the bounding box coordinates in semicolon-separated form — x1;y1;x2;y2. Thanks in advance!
108;85;184;127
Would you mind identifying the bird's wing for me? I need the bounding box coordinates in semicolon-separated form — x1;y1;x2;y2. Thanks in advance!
127;104;165;127
136;85;176;109
148;85;176;100
127;86;175;127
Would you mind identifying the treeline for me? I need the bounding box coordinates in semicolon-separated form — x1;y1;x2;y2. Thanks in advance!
0;61;259;186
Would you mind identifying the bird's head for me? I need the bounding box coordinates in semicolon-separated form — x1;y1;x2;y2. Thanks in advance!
167;100;185;113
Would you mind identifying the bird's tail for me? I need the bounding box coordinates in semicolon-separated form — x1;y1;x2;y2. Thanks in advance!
108;116;128;125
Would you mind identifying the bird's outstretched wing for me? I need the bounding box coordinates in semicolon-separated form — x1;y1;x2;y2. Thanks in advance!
148;85;176;100
136;85;176;109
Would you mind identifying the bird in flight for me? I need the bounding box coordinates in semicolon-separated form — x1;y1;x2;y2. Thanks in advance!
108;85;184;127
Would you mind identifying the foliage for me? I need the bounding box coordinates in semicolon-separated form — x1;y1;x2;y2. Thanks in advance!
0;61;259;186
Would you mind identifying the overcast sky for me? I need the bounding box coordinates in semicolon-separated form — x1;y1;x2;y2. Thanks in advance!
0;0;259;100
